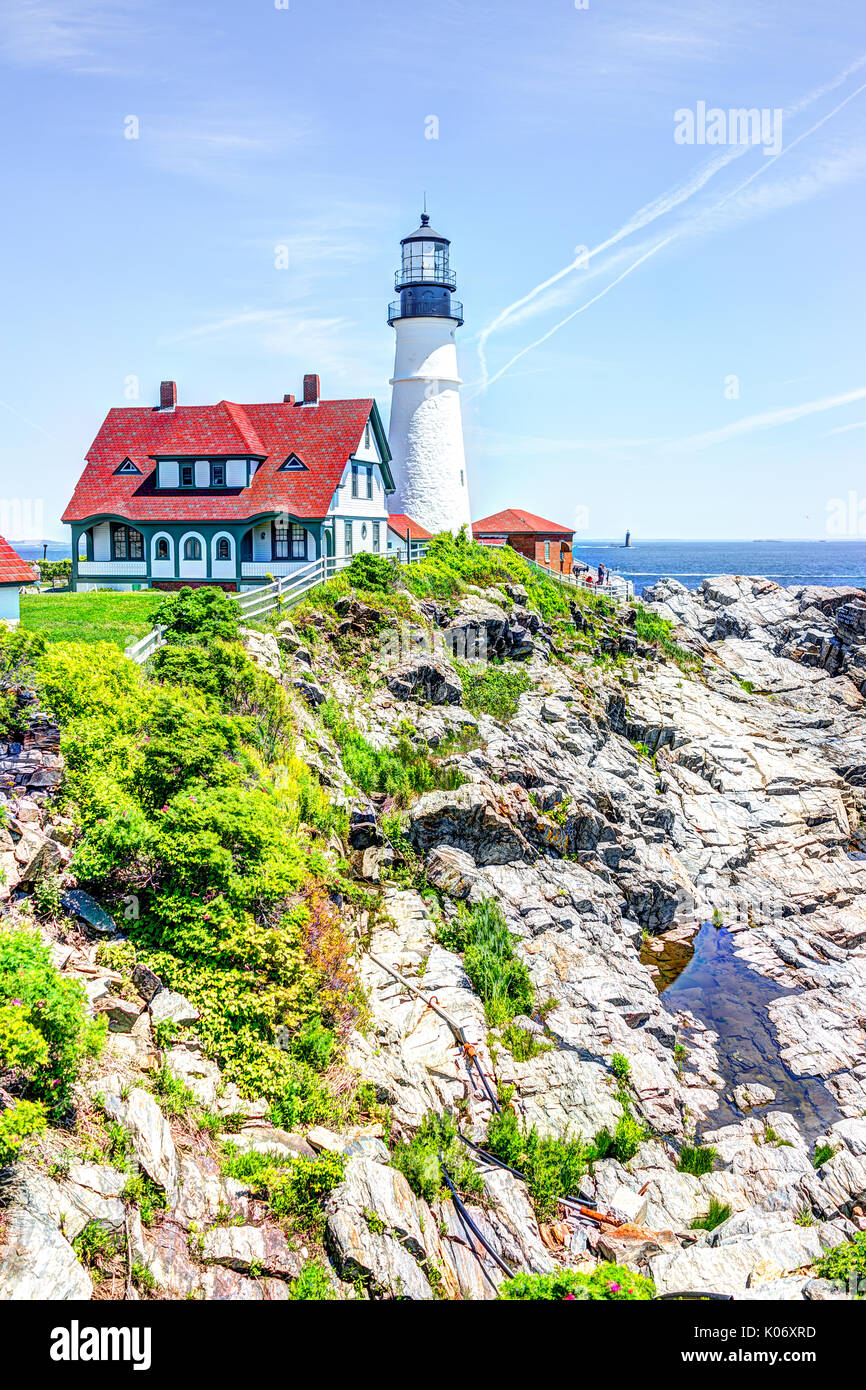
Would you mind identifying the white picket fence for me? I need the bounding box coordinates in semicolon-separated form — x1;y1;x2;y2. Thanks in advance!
123;546;428;664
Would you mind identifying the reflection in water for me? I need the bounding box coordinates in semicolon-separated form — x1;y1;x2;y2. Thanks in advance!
641;927;696;991
660;924;841;1140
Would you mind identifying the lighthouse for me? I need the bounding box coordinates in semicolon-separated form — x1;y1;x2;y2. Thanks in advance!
387;212;471;536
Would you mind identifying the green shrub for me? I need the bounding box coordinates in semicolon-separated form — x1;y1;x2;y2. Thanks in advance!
321;700;462;806
497;1262;655;1300
691;1198;732;1232
32;599;363;1134
290;1259;336;1300
73;1221;121;1279
153;586;240;645
287;1018;336;1072
121;1176;167;1225
0;926;106;1115
441;899;533;1027
344;552;400;593
222;1147;345;1234
610;1053;631;1084
151;640;254;703
632;604;699;672
391;1111;483;1204
457;664;531;722
677;1143;716;1176
501;1023;551;1061
0;1098;47;1163
815;1231;866;1283
592;1112;650;1165
131;1261;156;1294
813;1143;836;1169
486;1101;590;1220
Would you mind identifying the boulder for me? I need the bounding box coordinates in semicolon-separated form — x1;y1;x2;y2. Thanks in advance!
132;962;163;1003
102;1085;180;1203
60;889;116;934
325;1156;433;1299
291;676;328;708
202;1224;302;1279
94;995;141;1033
0;1209;92;1301
385;656;463;706
149;988;199;1028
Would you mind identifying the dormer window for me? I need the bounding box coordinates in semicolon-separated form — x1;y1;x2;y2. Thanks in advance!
211;462;225;487
180;464;194;487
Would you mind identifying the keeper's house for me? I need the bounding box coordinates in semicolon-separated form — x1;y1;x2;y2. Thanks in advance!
62;377;394;592
472;508;576;576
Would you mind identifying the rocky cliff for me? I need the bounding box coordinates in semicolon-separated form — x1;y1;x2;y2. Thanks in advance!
2;565;866;1301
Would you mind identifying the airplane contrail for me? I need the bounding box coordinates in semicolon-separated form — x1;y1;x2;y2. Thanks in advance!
476;71;866;396
476;55;866;394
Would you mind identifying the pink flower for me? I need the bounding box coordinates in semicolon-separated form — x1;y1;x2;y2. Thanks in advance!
608;1282;621;1293
11;998;23;1006
563;1293;576;1300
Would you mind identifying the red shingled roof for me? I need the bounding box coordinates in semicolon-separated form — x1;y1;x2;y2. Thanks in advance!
0;535;38;585
472;508;574;537
387;513;433;541
62;398;387;524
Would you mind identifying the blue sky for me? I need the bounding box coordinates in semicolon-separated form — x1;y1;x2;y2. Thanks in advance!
1;0;865;540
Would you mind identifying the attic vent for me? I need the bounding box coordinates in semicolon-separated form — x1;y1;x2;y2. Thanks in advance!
114;457;142;476
279;453;307;471
159;380;177;410
302;374;320;406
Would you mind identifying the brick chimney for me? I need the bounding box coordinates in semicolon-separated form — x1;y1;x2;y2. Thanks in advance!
302;374;320;405
283;393;295;405
159;380;177;410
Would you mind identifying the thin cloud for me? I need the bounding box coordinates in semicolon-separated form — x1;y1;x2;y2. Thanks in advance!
672;386;866;451
0;0;146;71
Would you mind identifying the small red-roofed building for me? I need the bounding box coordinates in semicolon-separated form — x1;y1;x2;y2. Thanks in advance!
62;376;395;592
0;536;39;623
472;508;576;575
386;512;433;562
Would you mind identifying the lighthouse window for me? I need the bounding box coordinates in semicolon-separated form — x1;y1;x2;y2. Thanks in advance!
365;423;371;450
210;462;225;488
180;464;194;487
366;467;373;499
372;522;380;552
344;521;353;555
351;464;359;499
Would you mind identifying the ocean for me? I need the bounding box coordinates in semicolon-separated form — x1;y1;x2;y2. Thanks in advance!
573;539;866;598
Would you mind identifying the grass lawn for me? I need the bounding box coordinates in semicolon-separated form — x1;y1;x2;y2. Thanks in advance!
20;590;164;648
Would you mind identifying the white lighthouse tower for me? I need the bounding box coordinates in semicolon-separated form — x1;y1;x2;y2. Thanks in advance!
387;212;471;536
